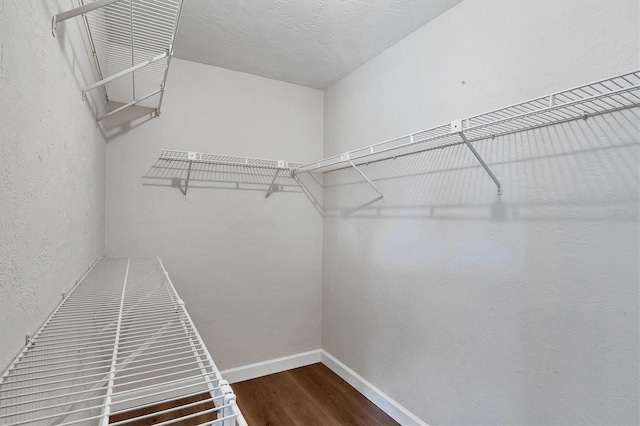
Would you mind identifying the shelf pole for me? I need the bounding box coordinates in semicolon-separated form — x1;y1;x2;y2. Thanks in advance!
458;131;503;195
348;160;385;200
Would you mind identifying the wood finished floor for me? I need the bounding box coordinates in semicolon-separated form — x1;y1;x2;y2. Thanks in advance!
232;363;399;426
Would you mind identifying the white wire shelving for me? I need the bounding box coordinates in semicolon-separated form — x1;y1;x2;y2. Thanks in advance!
296;69;640;196
52;0;184;121
299;70;640;172
159;149;306;199
160;149;305;170
159;69;640;198
0;257;247;426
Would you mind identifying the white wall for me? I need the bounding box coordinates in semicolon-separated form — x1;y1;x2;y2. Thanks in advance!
0;1;106;371
106;59;323;370
322;0;639;424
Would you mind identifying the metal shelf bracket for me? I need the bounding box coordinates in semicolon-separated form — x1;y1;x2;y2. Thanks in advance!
265;169;281;199
52;0;122;36
183;152;198;200
348;160;385;200
453;119;503;195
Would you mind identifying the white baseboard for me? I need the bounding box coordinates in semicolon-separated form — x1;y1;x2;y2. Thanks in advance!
320;350;427;426
220;348;426;426
220;349;321;384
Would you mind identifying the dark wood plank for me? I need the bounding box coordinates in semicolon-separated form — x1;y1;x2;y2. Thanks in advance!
292;363;398;426
231;363;400;426
108;392;216;425
232;375;298;426
263;368;339;425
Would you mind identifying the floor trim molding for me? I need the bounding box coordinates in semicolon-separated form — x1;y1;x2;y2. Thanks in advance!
320;350;427;426
220;349;427;425
220;349;321;384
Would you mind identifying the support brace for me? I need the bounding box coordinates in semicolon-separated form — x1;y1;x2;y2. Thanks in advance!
82;51;168;97
348;160;385;200
52;0;123;36
265;169;280;199
97;88;162;121
184;160;193;200
454;120;503;195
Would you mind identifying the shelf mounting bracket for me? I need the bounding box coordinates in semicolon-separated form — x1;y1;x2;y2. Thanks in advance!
52;0;122;36
265;169;280;199
452;119;503;195
97;88;162;122
183;152;198;200
347;159;385;200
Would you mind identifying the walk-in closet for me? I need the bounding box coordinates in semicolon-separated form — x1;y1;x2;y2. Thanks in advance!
1;0;638;424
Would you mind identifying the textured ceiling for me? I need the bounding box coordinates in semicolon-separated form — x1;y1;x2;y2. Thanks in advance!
173;0;463;89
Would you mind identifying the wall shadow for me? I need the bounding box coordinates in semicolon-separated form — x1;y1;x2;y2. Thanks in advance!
142;159;305;200
139;109;639;220
102;103;158;141
321;108;639;222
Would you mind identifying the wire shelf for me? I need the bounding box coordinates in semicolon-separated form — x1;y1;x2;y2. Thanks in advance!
297;70;640;173
160;149;306;170
157;70;638;198
53;0;184;121
0;257;247;426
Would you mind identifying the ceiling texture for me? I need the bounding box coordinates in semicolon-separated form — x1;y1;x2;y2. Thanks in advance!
173;0;463;89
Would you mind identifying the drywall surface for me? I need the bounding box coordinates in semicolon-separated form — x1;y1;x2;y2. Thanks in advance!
106;59;323;370
322;0;639;424
0;2;106;371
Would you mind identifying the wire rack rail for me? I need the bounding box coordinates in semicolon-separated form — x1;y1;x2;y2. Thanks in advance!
297;69;640;174
0;257;247;426
52;0;184;122
160;149;305;170
158;70;639;197
159;149;306;198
